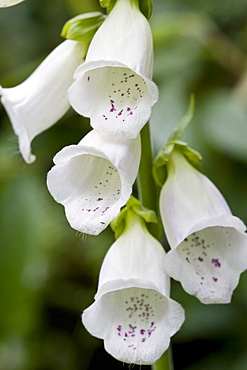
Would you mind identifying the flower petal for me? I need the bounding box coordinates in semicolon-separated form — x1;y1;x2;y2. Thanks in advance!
83;286;184;365
84;0;154;78
160;150;247;303
46;130;141;235
164;225;247;304
159;150;232;248
82;213;185;364
0;40;86;163
68;61;158;139
68;0;158;139
0;0;24;7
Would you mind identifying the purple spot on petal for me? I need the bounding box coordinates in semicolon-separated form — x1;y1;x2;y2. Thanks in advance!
212;258;221;267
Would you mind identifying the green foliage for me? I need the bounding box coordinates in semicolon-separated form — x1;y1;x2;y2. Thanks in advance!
152;96;202;187
111;196;157;239
139;0;153;19
61;12;105;41
99;0;153;19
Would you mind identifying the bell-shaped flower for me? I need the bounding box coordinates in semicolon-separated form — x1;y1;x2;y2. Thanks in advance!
160;149;247;304
0;40;87;163
0;0;24;6
68;0;158;139
82;210;185;365
46;129;141;235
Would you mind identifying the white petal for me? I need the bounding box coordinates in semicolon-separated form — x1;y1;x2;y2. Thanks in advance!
46;130;141;235
67;0;158;139
83;287;184;365
160;150;232;248
84;0;154;78
0;0;24;6
0;40;86;163
96;217;170;297
82;218;184;364
68;61;158;139
164;225;247;304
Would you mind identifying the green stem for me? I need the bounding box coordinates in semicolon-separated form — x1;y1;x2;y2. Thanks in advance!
137;122;173;370
152;348;174;370
137;122;157;212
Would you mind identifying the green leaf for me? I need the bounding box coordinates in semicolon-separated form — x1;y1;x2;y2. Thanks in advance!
139;0;153;20
167;93;195;142
152;95;201;187
111;196;157;239
61;12;105;41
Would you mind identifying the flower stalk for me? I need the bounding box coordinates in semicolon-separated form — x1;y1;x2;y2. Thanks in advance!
137;122;174;369
152;348;173;370
137;122;156;211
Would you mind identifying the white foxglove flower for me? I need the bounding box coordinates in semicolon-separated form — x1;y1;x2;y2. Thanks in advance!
82;212;184;365
0;0;24;6
47;130;141;235
68;0;158;139
160;149;247;304
0;40;87;163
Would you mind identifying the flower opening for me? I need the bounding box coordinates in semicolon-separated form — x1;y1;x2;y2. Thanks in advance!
68;0;158;139
47;130;141;235
160;149;247;304
82;211;185;364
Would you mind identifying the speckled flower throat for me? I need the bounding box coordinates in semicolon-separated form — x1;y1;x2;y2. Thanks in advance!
86;67;146;122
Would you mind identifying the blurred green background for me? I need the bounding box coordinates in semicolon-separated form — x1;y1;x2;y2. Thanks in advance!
0;0;247;369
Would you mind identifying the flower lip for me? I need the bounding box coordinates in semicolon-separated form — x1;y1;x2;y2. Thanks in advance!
188;214;246;237
83;285;183;365
95;278;164;301
68;60;158;139
163;223;247;304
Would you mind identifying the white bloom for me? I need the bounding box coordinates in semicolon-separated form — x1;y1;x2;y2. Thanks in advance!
47;130;141;235
68;0;158;139
0;40;86;163
0;0;24;6
82;212;184;365
160;149;247;304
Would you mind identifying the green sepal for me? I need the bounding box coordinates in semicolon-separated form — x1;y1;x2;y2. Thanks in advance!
139;0;153;19
152;95;202;187
111;196;158;239
99;0;113;7
99;0;152;19
61;12;106;41
99;0;116;13
153;141;202;187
